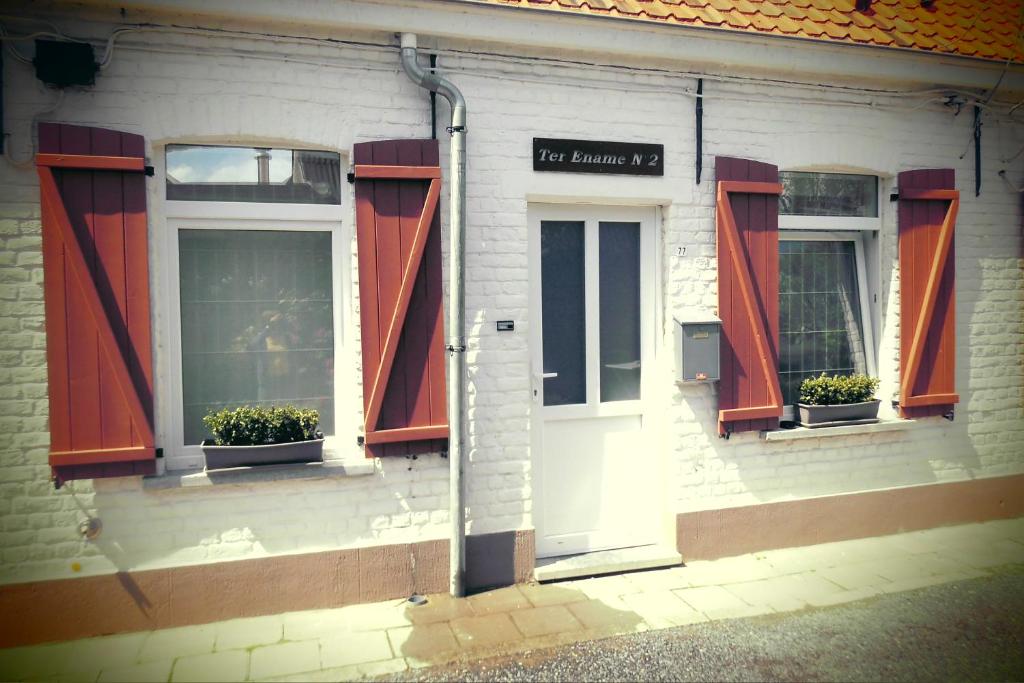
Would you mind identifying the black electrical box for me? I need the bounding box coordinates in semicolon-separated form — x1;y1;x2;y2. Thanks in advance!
34;40;98;88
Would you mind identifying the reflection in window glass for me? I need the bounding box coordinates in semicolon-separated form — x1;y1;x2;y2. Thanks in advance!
779;172;877;217
166;145;341;204
179;230;334;444
779;240;867;405
541;221;586;406
599;222;641;402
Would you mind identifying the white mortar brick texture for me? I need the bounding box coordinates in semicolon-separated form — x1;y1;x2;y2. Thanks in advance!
0;8;1021;586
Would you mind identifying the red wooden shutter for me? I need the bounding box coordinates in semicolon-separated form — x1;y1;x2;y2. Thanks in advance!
36;123;155;486
716;156;783;436
898;169;959;418
354;140;448;458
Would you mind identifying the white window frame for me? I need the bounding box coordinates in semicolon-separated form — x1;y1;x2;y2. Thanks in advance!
777;214;880;231
162;199;349;470
778;188;880;422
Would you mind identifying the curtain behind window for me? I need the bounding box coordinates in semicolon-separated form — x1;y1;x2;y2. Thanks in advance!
779;240;867;405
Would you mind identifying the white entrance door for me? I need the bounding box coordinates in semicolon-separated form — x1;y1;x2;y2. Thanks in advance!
529;204;659;559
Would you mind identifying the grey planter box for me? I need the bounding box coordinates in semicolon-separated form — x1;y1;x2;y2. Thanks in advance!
202;438;324;470
796;399;881;428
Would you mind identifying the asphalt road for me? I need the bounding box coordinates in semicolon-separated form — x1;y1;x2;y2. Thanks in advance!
382;567;1024;682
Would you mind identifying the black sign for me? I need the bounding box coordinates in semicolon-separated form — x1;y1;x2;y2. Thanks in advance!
533;138;663;176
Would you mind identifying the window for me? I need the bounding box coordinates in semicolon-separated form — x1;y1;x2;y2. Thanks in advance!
780;171;877;217
163;144;346;468
177;229;335;444
166;145;342;204
778;172;879;417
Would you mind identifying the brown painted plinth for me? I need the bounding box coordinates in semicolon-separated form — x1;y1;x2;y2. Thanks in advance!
676;474;1024;561
0;530;535;648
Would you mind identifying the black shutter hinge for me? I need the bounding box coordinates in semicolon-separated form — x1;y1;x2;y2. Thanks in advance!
347;171;356;184
145;165;155;177
889;192;899;201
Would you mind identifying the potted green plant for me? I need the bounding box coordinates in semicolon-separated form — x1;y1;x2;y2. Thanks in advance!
797;373;881;428
201;405;324;470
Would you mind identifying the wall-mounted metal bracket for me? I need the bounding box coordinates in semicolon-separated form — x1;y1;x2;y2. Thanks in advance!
695;78;703;185
889;192;900;201
943;408;955;421
347;171;356;184
356;435;365;446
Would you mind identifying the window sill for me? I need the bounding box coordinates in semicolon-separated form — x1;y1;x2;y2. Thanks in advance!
760;419;916;442
142;458;375;490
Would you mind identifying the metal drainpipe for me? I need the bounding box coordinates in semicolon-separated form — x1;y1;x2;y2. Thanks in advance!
399;33;468;598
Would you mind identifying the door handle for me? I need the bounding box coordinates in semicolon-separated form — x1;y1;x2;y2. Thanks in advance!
532;372;557;401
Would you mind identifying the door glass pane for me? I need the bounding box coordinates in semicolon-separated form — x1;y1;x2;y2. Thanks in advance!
179;229;334;444
599;222;641;402
779;240;867;405
541;221;586;406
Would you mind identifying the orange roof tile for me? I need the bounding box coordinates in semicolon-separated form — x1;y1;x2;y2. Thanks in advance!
468;0;1024;63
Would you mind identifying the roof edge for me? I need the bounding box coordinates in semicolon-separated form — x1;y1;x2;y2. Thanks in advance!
66;0;1024;92
452;0;1024;69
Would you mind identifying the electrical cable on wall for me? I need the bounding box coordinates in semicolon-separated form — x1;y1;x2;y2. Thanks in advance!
1;88;64;170
14;18;1023;116
0;23;33;65
998;170;1024;193
3;15;1023;165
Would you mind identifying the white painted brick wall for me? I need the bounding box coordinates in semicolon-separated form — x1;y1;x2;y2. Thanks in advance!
0;7;1022;585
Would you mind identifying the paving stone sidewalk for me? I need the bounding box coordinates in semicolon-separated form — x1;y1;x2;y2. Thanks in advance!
2;518;1022;682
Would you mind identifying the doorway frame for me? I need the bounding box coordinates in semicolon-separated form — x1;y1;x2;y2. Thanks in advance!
527;202;667;559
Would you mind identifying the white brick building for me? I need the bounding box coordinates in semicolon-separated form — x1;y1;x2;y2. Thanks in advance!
0;0;1022;646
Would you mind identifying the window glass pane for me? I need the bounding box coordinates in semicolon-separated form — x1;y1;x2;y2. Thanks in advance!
179;229;334;444
599;222;641;402
541;221;586;406
778;240;867;405
779;172;877;217
167;145;341;204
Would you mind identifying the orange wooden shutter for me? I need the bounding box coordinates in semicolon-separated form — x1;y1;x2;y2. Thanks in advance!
36;123;155;486
716;156;784;436
898;169;959;419
354;140;448;457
